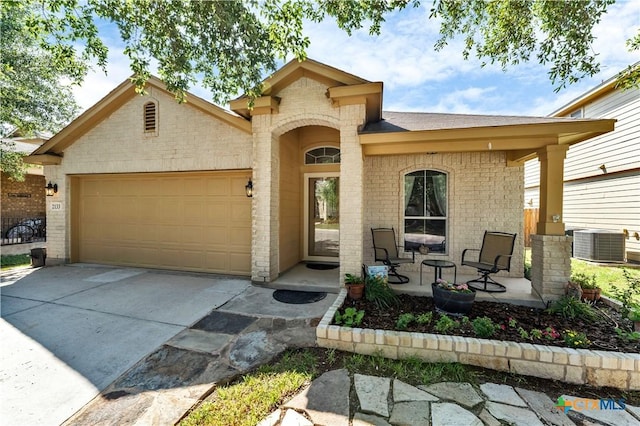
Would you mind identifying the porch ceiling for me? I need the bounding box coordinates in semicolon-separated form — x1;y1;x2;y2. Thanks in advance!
359;114;615;163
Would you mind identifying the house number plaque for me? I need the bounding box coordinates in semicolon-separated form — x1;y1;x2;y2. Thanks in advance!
50;202;63;211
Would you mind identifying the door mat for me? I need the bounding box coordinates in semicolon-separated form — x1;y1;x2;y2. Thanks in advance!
273;290;327;304
305;262;339;270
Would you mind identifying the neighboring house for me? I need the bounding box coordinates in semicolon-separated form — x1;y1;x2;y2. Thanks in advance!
525;71;640;263
1;130;48;243
26;59;614;300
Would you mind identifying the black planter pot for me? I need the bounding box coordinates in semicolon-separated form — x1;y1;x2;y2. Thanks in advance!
431;283;476;316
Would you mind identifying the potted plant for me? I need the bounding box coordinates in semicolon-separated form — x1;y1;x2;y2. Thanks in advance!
570;272;600;302
344;273;365;300
431;278;475;316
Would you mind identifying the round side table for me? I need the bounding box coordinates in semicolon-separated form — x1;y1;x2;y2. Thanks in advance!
420;259;457;286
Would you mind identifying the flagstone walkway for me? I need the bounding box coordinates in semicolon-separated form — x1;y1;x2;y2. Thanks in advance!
258;370;640;426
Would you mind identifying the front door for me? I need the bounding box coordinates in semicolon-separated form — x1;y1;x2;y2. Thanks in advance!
304;174;339;261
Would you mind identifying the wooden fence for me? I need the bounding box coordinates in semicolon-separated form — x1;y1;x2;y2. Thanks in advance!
524;208;539;247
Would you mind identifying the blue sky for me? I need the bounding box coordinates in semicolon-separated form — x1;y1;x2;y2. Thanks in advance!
74;1;639;117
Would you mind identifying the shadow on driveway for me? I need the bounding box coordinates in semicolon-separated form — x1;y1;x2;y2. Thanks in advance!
0;264;250;426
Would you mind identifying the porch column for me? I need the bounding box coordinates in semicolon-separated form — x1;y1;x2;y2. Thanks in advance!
339;104;366;280
532;144;571;301
250;115;279;282
536;144;569;235
530;234;572;301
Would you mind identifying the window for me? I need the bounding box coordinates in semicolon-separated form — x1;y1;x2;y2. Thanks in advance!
143;102;157;133
403;170;447;253
305;147;340;164
569;108;583;118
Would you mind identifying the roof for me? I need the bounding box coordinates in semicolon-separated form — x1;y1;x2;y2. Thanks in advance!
362;111;581;133
550;61;639;117
230;58;383;122
359;111;615;161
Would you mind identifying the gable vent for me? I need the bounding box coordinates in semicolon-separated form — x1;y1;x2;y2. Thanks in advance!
144;102;157;132
573;230;625;262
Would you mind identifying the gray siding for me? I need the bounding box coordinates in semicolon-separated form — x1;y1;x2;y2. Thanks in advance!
524;86;640;257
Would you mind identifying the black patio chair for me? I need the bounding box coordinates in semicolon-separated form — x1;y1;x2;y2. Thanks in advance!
461;231;517;293
371;227;415;284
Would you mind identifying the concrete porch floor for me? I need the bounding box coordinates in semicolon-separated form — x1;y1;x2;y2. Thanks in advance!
270;263;544;309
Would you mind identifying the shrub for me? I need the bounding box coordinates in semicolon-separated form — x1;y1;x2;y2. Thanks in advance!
611;269;640;317
471;316;498;338
570;272;598;289
365;275;398;309
546;296;598;321
416;312;433;325
563;330;590;348
396;313;415;330
334;307;364;327
434;314;459;333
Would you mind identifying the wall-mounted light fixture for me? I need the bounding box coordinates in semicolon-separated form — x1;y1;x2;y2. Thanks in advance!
45;181;58;196
245;179;253;198
599;164;607;174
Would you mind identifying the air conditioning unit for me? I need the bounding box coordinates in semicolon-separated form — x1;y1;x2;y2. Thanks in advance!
573;230;626;262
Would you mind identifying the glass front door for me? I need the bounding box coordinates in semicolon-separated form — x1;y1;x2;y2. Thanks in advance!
305;175;339;260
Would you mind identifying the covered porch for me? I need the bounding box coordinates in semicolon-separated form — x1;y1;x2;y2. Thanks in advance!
272;262;540;307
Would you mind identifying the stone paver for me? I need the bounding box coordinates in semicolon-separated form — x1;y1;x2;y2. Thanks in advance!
480;383;527;407
280;409;313;426
516;387;575;426
352;412;392;426
393;379;439;402
478;408;501;426
431;402;483;426
284;369;350;426
562;395;639;426
485;401;545;426
626;404;640;420
420;382;484;409
355;374;391;417
388;401;430;426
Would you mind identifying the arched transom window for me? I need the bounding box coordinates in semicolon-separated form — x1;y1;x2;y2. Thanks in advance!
305;147;340;164
404;170;448;254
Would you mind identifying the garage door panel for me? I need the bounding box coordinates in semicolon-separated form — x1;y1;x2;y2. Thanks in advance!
76;171;251;275
229;253;251;273
230;202;251;224
207;178;230;196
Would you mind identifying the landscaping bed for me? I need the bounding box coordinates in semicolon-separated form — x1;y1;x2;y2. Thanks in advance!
337;294;639;354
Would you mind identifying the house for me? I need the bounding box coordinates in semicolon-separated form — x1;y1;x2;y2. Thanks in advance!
524;70;640;263
1;130;48;247
25;59;614;301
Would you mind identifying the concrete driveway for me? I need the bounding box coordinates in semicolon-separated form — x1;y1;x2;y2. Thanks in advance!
0;264;251;426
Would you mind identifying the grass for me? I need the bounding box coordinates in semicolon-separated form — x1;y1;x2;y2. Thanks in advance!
180;350;317;426
571;258;640;304
180;348;477;426
1;254;31;269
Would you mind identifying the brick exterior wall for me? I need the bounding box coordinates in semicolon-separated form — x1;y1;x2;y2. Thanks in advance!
364;152;525;277
45;86;253;263
1;172;46;218
250;77;366;282
318;291;640;391
49;73;528;283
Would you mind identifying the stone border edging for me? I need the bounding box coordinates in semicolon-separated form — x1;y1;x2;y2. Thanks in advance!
316;290;640;391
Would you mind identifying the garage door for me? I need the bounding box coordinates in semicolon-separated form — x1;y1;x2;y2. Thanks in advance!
72;171;251;275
